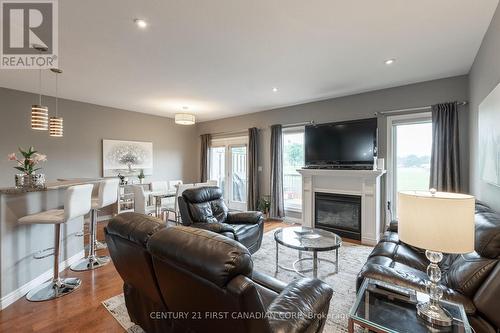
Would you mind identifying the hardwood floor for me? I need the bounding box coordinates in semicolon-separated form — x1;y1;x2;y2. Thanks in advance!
0;219;290;333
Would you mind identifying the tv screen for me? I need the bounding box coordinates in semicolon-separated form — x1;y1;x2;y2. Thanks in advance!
305;118;377;165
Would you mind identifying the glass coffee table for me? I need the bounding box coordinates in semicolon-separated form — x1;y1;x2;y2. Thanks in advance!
274;226;342;278
349;278;472;333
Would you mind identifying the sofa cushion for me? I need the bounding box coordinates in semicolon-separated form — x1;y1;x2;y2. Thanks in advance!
443;252;498;297
184;187;228;223
183;186;222;203
189;202;218;223
474;209;500;259
105;212;165;247
231;223;261;248
368;240;428;271
148;226;253;288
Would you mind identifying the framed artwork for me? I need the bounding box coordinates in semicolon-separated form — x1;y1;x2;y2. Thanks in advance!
479;82;500;187
102;139;153;177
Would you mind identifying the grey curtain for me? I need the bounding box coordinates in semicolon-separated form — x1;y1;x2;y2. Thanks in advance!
247;128;259;210
200;134;211;182
429;102;461;192
270;124;284;218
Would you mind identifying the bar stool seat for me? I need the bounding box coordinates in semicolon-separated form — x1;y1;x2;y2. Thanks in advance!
18;184;93;302
19;209;66;224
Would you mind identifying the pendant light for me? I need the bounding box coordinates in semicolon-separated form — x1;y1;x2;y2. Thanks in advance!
31;45;49;130
49;68;63;137
175;107;196;125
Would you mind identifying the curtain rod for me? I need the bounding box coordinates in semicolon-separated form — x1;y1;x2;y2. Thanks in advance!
282;120;314;128
375;101;468;116
205;120;314;136
208;129;250;137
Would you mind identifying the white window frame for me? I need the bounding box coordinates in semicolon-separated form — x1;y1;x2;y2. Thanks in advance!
282;126;305;214
386;112;432;222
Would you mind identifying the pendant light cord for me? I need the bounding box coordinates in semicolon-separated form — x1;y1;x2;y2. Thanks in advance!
38;69;42;105
55;72;58;116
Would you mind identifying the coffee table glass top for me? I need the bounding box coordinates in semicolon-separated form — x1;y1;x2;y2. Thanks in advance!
350;278;472;333
274;226;342;251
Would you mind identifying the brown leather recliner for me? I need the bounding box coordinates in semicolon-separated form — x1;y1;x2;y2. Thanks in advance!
178;186;264;254
357;202;500;333
105;212;334;333
105;213;171;333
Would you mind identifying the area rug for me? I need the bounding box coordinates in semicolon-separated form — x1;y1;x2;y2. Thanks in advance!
102;229;373;333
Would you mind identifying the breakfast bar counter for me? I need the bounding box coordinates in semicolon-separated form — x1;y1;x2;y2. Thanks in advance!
0;178;101;308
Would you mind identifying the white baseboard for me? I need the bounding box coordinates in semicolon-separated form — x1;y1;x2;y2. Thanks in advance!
361;237;378;246
0;250;85;310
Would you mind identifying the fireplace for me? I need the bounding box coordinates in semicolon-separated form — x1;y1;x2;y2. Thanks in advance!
314;192;362;240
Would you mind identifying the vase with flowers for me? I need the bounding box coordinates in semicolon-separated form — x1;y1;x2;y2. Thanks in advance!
8;147;47;189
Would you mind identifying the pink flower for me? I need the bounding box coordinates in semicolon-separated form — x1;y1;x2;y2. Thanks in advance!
7;153;17;161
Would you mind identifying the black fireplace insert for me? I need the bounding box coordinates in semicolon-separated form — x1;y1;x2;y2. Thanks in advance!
314;192;361;240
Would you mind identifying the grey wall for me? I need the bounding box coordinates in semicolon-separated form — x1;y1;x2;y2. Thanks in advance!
0;87;199;186
469;2;500;212
197;75;470;198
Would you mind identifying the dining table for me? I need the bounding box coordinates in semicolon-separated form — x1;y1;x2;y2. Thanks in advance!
151;191;176;218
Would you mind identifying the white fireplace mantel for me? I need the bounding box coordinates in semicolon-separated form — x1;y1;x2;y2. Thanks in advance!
297;168;386;246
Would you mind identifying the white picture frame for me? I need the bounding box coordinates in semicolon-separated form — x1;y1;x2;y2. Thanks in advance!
102;139;153;177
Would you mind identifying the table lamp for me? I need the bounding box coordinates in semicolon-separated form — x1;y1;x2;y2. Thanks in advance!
398;189;475;327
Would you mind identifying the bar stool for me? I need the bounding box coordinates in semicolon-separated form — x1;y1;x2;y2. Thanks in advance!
71;179;119;271
94;179;120;250
18;184;94;301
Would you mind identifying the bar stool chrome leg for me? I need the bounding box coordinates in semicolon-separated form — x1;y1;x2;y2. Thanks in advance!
26;224;82;301
70;209;110;271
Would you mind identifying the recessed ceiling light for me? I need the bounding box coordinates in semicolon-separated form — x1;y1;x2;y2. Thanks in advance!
134;19;148;29
384;58;396;65
272;87;278;92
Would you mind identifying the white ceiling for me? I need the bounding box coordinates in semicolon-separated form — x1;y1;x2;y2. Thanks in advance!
0;0;498;121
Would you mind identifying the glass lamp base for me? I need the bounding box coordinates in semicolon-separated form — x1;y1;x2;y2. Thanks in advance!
417;301;453;327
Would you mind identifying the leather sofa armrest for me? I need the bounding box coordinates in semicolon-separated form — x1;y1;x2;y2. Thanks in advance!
227;211;263;224
267;278;333;333
192;222;236;235
252;271;287;293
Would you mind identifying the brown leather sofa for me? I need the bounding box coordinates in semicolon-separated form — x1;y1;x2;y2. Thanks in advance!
178;186;264;254
105;212;333;333
357;202;500;333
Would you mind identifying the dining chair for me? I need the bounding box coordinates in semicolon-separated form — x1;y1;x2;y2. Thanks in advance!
131;185;156;215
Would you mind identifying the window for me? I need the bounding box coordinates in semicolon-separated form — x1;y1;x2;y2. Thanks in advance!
387;113;432;218
283;128;305;212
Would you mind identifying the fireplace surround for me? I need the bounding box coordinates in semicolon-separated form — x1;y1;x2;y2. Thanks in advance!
298;168;385;245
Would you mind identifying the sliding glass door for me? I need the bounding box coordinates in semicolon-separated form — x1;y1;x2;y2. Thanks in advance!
209;136;248;210
387;113;433;218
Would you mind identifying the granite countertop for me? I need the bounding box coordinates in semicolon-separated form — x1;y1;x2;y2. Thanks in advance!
0;178;103;195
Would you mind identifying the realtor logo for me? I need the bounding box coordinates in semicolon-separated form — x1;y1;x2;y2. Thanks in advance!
1;0;58;69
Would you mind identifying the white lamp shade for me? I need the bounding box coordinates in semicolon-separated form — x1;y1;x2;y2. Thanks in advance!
31;105;49;130
175;113;195;125
49;116;63;137
398;191;475;254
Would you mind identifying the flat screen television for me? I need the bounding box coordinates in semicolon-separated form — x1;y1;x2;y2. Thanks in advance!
305;118;377;167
